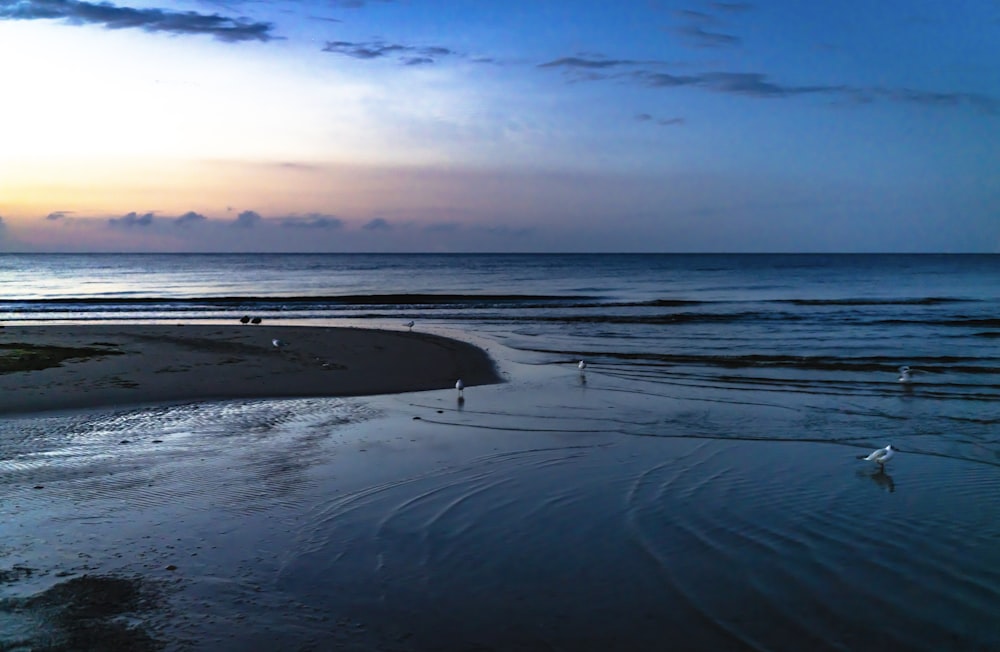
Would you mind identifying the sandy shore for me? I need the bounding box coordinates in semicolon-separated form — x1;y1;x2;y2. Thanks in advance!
0;324;499;415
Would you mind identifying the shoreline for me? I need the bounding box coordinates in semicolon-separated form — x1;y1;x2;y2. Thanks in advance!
0;324;500;415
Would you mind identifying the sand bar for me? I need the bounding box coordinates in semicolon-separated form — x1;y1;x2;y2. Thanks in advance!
0;324;499;415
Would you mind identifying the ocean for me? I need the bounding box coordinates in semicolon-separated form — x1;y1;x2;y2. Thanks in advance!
2;253;999;650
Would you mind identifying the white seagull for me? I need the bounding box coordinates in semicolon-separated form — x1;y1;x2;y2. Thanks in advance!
898;366;914;383
455;378;465;397
272;339;286;349
578;360;587;371
861;444;895;468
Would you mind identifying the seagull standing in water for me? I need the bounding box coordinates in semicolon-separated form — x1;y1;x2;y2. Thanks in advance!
898;366;914;383
455;378;465;399
861;444;895;469
405;320;415;331
578;360;587;372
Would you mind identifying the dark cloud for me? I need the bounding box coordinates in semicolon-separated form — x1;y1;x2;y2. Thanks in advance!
363;218;392;231
46;210;73;220
322;39;460;65
700;72;839;97
638;70;838;96
538;56;647;69
672;4;744;49
174;211;207;227
636;71;701;88
232;210;261;228
636;113;685;126
635;68;997;113
0;0;276;42
871;88;999;114
676;25;741;48
108;211;154;228
279;214;344;229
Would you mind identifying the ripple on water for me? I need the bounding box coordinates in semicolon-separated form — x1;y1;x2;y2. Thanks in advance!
274;435;1000;652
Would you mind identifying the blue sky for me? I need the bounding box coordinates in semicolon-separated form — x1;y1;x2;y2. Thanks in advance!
0;0;997;252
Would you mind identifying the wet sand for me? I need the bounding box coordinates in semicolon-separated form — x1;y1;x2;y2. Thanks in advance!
0;324;499;415
2;344;999;650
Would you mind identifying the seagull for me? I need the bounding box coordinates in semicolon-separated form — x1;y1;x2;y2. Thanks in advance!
240;315;250;324
578;360;587;371
860;444;895;469
251;317;262;325
898;366;913;383
272;339;285;349
405;320;415;331
455;378;465;398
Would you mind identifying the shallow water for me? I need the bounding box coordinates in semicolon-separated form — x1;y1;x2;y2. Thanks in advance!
2;360;998;650
2;253;999;649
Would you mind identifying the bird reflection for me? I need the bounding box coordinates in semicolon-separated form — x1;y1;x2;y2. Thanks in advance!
861;468;896;493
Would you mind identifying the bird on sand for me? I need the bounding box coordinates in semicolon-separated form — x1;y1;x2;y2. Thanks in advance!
251;317;262;325
240;315;250;324
860;444;895;469
405;320;415;331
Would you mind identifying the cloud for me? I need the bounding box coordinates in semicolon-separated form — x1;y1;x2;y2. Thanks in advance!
538;56;647;69
671;5;743;48
321;39;474;65
632;68;998;113
46;210;73;220
869;88;999;114
363;217;392;231
676;25;741;48
698;72;839;97
174;211;207;227
279;214;344;229
108;211;154;227
232;210;261;228
636;113;686;126
0;0;276;42
639;68;836;97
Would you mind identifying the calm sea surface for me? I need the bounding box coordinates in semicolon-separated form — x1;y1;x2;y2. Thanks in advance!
2;253;999;650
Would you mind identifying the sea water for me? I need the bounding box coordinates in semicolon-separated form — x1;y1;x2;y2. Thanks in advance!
1;253;999;650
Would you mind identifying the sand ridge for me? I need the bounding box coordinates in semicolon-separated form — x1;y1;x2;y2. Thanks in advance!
0;324;499;415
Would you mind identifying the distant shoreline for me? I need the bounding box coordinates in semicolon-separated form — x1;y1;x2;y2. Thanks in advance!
0;324;499;415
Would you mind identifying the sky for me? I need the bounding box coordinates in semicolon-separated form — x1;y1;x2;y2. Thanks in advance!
0;0;998;253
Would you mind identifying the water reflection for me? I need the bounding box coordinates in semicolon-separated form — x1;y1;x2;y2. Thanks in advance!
862;468;896;493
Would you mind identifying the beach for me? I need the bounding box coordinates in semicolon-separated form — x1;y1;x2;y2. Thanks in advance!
0;324;499;415
2;255;999;651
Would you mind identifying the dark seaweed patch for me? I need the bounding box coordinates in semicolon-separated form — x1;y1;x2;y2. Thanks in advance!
0;343;122;374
